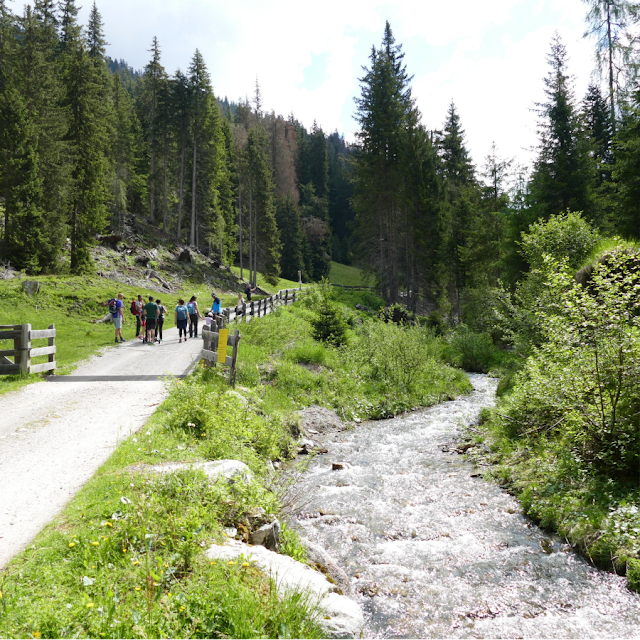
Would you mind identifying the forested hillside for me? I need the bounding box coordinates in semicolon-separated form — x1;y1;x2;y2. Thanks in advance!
0;0;354;283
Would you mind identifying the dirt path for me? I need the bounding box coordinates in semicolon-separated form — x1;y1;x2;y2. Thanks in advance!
0;328;204;569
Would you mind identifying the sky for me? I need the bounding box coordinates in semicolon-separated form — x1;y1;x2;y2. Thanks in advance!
19;0;600;171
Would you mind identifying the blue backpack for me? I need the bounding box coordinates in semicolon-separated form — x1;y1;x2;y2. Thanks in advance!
176;305;187;321
187;302;196;315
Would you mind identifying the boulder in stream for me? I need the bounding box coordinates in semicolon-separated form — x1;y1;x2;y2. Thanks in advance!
206;539;364;638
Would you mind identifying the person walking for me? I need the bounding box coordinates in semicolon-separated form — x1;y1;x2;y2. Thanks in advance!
144;295;159;345
133;294;144;338
155;298;167;343
108;293;125;343
175;298;189;343
244;283;256;301
187;295;203;338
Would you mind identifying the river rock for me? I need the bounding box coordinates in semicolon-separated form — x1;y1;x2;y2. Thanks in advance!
146;459;253;484
206;539;364;638
22;280;41;296
248;519;280;550
301;537;353;597
297;406;347;437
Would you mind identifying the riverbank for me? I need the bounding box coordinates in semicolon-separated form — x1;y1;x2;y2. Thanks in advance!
0;287;469;638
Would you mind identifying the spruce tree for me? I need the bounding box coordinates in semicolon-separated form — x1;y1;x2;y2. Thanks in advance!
529;34;593;224
60;0;110;273
276;194;305;281
353;21;415;303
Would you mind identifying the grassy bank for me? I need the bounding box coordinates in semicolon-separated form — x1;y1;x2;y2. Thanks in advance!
328;262;366;287
0;286;471;638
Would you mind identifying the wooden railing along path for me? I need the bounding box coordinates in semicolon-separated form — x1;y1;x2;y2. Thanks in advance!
0;323;56;375
219;287;307;326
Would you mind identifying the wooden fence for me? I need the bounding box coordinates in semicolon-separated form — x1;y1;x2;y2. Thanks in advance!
219;287;306;326
0;323;56;375
201;326;241;386
330;283;377;292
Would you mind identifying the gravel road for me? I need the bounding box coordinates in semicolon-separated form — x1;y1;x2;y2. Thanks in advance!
0;327;204;569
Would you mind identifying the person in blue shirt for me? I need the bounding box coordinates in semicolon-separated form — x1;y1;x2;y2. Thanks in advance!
107;293;125;343
211;292;222;317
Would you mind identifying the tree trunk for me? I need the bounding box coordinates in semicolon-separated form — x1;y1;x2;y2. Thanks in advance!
176;141;185;242
162;127;168;232
249;182;253;284
607;3;616;134
149;86;156;224
239;183;243;281
190;137;197;246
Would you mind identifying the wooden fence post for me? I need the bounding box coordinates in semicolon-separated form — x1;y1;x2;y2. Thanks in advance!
229;329;241;387
47;323;55;374
19;323;31;374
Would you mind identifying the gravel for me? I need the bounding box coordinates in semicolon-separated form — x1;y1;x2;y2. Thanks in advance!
0;327;204;569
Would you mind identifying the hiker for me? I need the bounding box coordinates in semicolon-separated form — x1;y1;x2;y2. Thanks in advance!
244;283;256;301
187;295;203;338
133;294;144;337
155;298;167;343
237;292;244;308
175;298;189;343
144;295;159;345
107;293;125;343
211;292;222;315
204;310;213;329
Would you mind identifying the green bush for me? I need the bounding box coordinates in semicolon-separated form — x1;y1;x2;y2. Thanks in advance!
309;302;349;347
628;559;640;592
443;325;496;373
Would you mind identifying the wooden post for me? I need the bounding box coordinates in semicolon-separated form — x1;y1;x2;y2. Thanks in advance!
298;270;302;291
47;323;55;375
285;289;289;305
19;323;31;374
229;329;241;387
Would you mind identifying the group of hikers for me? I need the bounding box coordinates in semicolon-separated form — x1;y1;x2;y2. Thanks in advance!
106;283;257;344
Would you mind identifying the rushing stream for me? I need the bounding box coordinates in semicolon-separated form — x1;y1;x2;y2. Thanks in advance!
295;374;640;638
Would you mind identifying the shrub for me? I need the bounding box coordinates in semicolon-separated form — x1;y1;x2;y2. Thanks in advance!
443;325;496;373
628;559;640;593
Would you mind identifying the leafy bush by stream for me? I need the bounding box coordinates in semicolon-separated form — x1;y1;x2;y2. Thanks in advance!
475;214;640;591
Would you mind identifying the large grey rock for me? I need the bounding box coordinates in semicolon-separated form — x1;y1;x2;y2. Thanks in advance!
301;537;353;597
206;539;364;638
22;281;41;296
297;406;347;437
147;459;253;484
248;519;280;551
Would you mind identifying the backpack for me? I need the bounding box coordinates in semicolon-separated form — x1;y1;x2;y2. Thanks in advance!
130;300;137;315
187;302;195;315
176;305;187;321
108;298;118;314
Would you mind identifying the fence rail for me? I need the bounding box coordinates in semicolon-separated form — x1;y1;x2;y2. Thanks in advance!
0;323;56;375
201;326;241;386
219;287;307;326
330;283;376;291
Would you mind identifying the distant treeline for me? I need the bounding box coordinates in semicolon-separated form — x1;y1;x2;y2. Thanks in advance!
354;16;640;315
0;0;354;283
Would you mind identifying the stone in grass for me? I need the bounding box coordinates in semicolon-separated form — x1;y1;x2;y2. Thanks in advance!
206;539;364;639
22;280;41;296
147;460;253;485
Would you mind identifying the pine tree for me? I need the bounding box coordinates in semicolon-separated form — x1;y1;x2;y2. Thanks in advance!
141;37;168;225
353;21;415;303
529;34;594;223
581;0;640;131
172;69;190;242
60;0;110;273
583;83;614;184
276;194;305;281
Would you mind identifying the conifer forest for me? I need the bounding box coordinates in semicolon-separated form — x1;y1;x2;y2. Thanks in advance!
1;0;640;315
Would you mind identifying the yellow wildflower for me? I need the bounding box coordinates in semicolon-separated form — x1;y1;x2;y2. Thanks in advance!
68;542;75;548
86;602;94;609
91;541;99;546
227;560;236;566
242;562;250;567
135;587;141;591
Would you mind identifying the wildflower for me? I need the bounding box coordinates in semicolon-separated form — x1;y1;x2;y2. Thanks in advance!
180;605;186;611
122;548;127;553
32;633;41;639
242;562;250;567
210;561;217;565
167;592;172;597
227;560;236;566
91;541;99;546
68;542;76;548
86;602;94;609
132;560;141;566
135;587;141;591
0;589;3;598
102;521;113;528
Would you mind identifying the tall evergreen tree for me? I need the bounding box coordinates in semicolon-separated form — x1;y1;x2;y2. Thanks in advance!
353;21;415;303
60;0;110;273
529;34;593;224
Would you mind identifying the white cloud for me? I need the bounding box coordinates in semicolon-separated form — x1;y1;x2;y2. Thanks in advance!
17;0;602;166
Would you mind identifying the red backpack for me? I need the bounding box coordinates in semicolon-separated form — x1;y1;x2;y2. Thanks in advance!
130;300;138;315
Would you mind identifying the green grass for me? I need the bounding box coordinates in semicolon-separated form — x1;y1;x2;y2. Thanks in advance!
0;373;323;638
329;261;367;287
